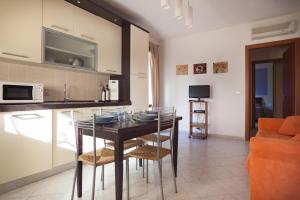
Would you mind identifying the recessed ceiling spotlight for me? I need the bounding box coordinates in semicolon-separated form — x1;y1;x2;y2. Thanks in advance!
114;18;118;22
161;0;170;10
76;0;81;4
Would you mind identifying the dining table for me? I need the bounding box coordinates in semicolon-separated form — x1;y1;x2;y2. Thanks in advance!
76;116;182;200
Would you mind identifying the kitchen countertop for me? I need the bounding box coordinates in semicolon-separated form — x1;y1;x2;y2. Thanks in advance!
0;100;131;112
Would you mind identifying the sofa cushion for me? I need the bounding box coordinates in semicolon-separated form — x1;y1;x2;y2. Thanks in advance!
278;116;300;136
291;133;300;141
257;130;292;140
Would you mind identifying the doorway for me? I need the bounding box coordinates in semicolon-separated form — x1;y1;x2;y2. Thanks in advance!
245;38;300;140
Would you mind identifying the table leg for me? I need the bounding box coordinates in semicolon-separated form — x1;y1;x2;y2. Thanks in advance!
77;128;83;197
114;138;124;200
173;121;179;177
139;143;143;167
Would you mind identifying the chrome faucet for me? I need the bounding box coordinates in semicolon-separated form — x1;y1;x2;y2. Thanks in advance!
64;83;70;102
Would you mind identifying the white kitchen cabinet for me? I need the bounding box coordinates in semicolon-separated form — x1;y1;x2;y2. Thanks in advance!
130;75;149;109
97;18;122;75
130;25;149;76
130;25;149;109
0;0;42;63
0;110;52;184
43;0;121;75
73;6;99;42
43;0;74;35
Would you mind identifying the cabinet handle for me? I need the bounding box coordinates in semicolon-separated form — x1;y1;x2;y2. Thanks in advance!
106;69;117;73
81;34;95;41
51;25;70;32
2;52;29;58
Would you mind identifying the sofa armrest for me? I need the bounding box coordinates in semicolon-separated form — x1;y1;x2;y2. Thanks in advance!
258;118;285;132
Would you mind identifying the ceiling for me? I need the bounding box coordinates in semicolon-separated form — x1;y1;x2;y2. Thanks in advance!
92;0;300;42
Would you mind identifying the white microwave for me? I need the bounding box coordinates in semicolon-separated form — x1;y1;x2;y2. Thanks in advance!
0;82;44;104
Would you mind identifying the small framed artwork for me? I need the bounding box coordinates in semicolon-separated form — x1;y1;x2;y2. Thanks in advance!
213;62;228;73
193;63;207;74
176;64;188;75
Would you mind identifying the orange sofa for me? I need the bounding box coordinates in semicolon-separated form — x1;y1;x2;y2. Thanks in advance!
248;116;300;200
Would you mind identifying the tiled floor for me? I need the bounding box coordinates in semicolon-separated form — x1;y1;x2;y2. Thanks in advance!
0;132;249;200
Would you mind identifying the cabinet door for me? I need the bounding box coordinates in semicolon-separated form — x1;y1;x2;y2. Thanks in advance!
0;0;42;63
43;0;74;34
131;75;149;109
73;6;99;42
130;25;149;76
97;19;122;75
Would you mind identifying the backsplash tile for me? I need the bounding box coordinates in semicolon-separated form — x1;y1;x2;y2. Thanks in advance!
0;60;109;101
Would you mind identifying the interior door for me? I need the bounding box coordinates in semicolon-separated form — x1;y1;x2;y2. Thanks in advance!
282;45;295;117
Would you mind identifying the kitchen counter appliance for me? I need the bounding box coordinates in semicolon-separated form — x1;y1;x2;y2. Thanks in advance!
0;82;44;104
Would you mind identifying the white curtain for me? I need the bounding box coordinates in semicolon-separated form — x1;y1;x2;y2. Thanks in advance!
149;42;160;107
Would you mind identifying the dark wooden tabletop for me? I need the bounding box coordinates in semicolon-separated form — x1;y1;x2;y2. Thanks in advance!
83;116;183;141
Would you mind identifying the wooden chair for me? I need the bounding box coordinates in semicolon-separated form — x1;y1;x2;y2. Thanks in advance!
70;110;129;200
127;107;178;200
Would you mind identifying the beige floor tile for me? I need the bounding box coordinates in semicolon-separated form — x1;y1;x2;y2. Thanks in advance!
0;132;250;200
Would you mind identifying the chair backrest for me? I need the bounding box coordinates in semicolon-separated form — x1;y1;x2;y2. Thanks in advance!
70;110;97;165
152;107;176;160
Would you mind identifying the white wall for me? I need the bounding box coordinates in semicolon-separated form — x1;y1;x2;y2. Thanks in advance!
160;12;300;138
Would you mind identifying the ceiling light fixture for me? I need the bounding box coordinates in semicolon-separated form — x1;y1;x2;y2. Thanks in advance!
175;0;183;20
161;0;170;10
185;0;193;28
160;0;193;29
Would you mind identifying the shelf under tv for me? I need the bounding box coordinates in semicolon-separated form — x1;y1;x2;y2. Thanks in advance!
189;101;208;139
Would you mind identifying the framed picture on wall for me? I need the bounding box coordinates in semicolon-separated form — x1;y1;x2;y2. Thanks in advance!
213;62;228;73
193;63;207;74
176;64;188;75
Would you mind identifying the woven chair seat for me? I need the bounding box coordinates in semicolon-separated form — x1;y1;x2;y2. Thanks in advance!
106;139;144;150
139;134;170;143
78;148;115;166
127;145;171;161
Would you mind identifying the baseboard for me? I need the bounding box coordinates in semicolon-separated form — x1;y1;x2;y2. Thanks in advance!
208;133;246;141
0;162;75;195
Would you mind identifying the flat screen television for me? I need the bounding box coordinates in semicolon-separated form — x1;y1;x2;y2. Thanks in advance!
189;85;210;100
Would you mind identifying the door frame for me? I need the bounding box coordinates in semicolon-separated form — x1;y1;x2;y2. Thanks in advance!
245;38;300;141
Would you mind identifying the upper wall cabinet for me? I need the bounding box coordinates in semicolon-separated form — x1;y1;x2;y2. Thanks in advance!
43;0;122;75
97;19;122;75
0;0;42;63
73;6;99;42
43;0;74;35
130;25;149;76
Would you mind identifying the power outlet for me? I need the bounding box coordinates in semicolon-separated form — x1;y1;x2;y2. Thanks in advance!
44;89;50;97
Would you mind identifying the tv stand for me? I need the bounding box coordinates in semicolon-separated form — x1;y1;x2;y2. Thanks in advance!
189;100;208;139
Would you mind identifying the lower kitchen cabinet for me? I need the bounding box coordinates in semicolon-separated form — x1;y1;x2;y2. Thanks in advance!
0;110;52;184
